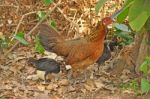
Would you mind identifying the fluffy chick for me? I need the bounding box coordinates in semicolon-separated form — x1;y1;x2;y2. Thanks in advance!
28;58;60;82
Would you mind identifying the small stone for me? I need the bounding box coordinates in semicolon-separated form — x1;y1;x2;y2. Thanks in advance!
65;65;72;70
44;51;57;59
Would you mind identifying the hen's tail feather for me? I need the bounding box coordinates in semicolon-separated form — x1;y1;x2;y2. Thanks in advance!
39;24;64;51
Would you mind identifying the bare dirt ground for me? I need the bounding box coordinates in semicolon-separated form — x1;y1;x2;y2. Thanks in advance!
0;0;145;99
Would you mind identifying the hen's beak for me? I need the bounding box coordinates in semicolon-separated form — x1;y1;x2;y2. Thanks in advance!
112;18;116;23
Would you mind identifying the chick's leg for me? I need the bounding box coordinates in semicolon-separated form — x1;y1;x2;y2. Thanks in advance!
43;72;48;84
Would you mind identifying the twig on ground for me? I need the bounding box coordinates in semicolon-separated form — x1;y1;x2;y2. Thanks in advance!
0;5;19;13
4;0;62;57
0;5;18;8
10;11;37;42
0;23;37;28
53;3;79;34
67;10;77;37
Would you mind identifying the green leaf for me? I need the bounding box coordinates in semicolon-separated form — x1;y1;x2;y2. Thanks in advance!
114;23;131;32
115;30;133;46
115;0;133;23
124;0;134;7
43;0;53;5
145;40;150;45
128;0;150;31
95;0;108;15
140;61;149;74
141;78;150;94
129;12;149;31
49;20;56;28
14;32;28;45
0;37;9;48
140;57;150;74
35;34;45;54
0;96;8;99
117;8;129;23
37;11;46;19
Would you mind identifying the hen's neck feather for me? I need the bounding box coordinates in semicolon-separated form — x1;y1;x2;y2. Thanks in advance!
86;22;106;42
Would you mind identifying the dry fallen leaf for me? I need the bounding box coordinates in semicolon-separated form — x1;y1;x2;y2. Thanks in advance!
34;92;49;99
47;83;59;91
50;95;60;99
84;79;97;91
58;79;69;86
84;84;93;91
0;32;4;38
94;80;104;89
68;86;75;92
26;67;36;74
37;85;45;91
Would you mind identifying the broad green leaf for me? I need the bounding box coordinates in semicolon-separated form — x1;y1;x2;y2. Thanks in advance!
129;12;149;31
14;32;28;45
43;0;53;5
35;34;45;54
141;78;150;94
145;57;150;63
124;0;134;7
117;8;129;23
128;0;150;31
114;23;131;32
95;0;108;15
116;0;133;23
49;20;56;28
37;11;46;19
140;57;150;74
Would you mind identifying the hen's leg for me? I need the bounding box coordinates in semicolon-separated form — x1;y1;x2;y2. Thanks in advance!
71;57;95;81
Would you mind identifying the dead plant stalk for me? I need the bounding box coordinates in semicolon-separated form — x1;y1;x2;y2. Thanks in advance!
4;0;62;57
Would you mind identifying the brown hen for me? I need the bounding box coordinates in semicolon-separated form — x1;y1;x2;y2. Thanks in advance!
39;17;113;76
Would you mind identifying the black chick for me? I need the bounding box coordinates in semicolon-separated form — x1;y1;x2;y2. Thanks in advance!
96;41;117;65
28;58;61;82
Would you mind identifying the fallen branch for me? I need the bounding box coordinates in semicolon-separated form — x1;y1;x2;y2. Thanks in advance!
4;0;61;57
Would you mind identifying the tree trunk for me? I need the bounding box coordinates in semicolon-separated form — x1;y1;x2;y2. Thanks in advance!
110;18;150;75
134;18;150;73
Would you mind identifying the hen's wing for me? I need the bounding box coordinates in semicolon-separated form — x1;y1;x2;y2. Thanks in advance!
65;41;95;65
53;38;87;57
